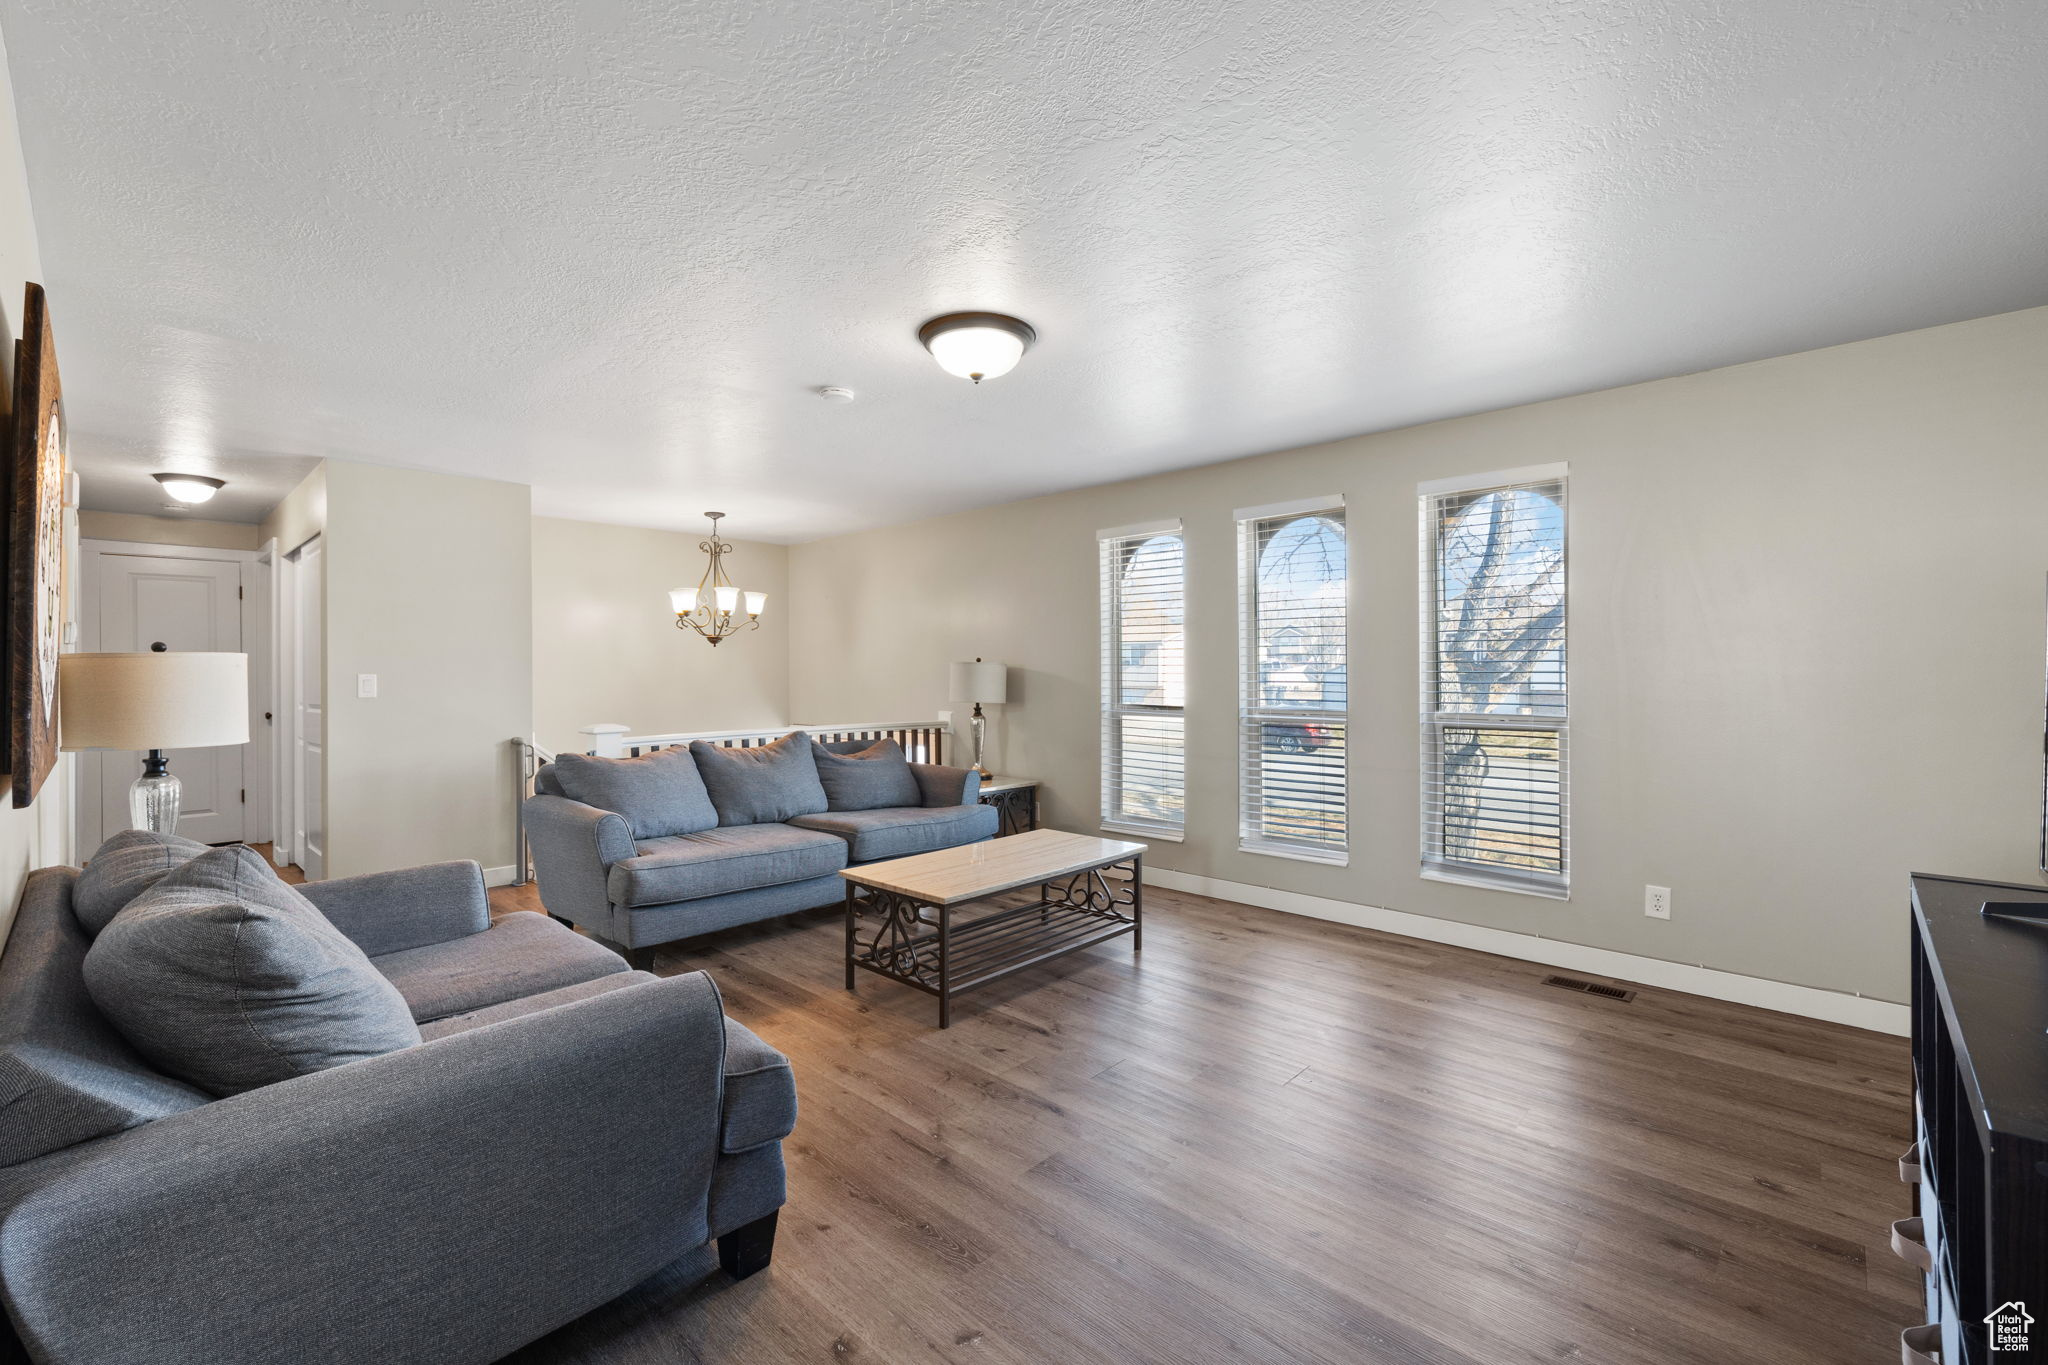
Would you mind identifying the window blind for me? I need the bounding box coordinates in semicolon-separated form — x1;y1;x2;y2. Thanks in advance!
1237;500;1347;862
1100;523;1186;837
1420;467;1568;896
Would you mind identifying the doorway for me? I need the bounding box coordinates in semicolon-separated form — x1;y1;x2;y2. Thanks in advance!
77;541;267;852
278;535;324;880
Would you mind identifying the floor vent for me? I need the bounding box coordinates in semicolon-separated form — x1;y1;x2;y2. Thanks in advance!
1543;974;1636;1003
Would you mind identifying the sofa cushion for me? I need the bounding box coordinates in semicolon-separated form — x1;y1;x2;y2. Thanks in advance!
811;738;922;812
607;823;848;908
370;911;628;1023
788;803;999;863
74;829;211;936
417;969;659;1041
0;868;210;1166
545;747;718;839
83;846;423;1097
722;1018;798;1153
690;732;828;826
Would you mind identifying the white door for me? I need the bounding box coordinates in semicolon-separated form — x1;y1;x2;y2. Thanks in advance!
292;537;325;879
95;552;246;844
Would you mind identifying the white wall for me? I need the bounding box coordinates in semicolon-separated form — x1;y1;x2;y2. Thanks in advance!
321;462;530;878
530;517;788;757
790;305;2048;1005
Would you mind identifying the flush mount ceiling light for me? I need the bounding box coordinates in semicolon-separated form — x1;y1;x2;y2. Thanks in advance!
917;312;1036;384
669;512;766;647
152;473;225;504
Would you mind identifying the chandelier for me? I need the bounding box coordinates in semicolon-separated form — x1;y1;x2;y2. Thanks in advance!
669;512;765;647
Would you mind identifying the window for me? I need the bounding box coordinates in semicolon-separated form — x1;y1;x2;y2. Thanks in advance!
1420;464;1568;896
1237;497;1347;862
1100;521;1185;838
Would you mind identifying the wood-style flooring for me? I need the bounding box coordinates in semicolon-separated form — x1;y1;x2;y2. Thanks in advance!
487;878;1919;1365
244;842;306;885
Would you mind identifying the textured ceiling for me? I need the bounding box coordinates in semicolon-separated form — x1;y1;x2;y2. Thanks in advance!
5;1;2047;540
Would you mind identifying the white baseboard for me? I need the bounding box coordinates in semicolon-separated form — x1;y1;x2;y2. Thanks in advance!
482;865;518;889
1142;867;1909;1037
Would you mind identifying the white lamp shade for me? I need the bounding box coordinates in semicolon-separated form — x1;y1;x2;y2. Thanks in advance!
926;325;1026;382
669;587;697;614
156;476;220;504
949;659;1008;704
743;591;767;616
59;652;250;751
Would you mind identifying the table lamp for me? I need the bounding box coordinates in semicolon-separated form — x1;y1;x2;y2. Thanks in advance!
948;657;1007;779
59;651;250;835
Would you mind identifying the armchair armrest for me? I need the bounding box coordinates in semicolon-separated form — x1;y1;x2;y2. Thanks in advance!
298;860;490;956
910;762;981;808
523;792;637;934
0;972;730;1365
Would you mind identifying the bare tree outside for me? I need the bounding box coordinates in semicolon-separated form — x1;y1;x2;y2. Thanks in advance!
1430;483;1567;876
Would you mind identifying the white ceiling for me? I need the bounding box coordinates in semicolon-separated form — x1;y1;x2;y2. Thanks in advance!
73;438;319;524
5;1;2047;541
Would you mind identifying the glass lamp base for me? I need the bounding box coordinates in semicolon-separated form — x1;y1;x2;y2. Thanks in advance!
969;709;993;779
130;768;183;836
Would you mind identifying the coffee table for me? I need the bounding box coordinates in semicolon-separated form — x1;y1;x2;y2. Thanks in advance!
841;828;1145;1027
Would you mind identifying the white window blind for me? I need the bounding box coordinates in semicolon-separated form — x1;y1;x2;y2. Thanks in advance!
1100;522;1186;838
1237;499;1347;862
1420;466;1568;896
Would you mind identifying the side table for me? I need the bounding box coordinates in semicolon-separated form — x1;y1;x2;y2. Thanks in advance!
976;777;1039;837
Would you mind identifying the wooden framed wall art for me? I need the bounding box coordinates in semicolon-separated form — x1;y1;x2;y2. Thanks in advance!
9;282;66;808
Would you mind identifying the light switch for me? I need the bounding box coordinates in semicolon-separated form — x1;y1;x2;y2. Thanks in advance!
357;673;379;699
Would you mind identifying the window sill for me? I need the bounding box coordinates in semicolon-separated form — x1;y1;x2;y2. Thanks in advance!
1420;864;1570;901
1103;822;1184;843
1240;841;1349;867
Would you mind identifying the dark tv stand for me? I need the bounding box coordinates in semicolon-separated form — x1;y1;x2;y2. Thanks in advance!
1909;873;2048;1362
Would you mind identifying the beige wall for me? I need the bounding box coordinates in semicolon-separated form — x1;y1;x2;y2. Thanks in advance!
790;305;2048;1004
322;462;530;878
531;517;788;757
259;465;326;555
78;510;260;550
0;35;70;948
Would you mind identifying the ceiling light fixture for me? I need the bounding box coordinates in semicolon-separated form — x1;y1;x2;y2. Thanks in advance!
669;512;765;647
817;386;856;403
917;312;1036;384
152;473;225;504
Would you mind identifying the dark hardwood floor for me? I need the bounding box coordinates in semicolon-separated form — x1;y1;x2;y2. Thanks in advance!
487;879;1919;1365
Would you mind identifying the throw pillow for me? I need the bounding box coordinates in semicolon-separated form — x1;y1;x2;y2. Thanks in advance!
547;746;719;838
83;845;422;1097
74;828;211;936
811;738;922;811
690;731;829;825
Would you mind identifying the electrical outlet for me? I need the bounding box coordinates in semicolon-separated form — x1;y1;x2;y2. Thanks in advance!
356;673;379;699
1644;885;1672;920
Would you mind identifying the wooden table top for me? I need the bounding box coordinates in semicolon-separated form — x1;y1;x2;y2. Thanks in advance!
840;828;1145;905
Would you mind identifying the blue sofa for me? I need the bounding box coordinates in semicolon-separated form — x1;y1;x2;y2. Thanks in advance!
0;857;796;1365
523;732;996;965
